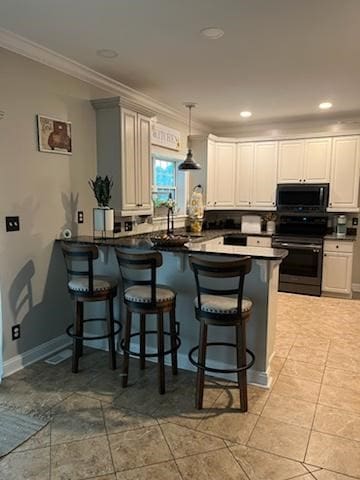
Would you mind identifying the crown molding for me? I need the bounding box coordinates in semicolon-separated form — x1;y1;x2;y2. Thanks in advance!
0;28;209;131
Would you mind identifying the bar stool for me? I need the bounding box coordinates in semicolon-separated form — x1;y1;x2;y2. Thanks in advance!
188;255;255;411
61;242;121;373
115;250;181;394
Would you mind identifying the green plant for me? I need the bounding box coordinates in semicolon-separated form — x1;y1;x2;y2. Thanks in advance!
153;197;176;210
88;175;113;207
263;212;277;222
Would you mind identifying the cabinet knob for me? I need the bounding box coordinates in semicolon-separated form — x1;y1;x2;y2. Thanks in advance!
303;179;306;182
272;202;275;205
248;201;251;205
336;245;339;249
324;253;327;256
214;201;217;205
329;202;332;206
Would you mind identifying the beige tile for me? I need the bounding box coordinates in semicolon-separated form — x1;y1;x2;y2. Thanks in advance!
247;416;310;461
102;404;157;435
288;345;328;366
313;404;360;442
108;425;172;472
271;375;321;403
306;431;360;478
261;392;316;428
161;422;225;458
91;476;116;480
15;424;50;452
270;356;286;379
212;384;269;415
294;335;330;351
230;444;308;480
290;476;314;480
282;358;324;383
326;348;360;374
51;436;113;480
197;410;258;444
313;469;357;479
303;463;322;473
322;367;360;394
0;447;50;480
319;384;360;415
176;448;248;480
116;461;181;480
50;393;106;445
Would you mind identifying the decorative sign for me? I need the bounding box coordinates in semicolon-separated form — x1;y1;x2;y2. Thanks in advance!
151;123;180;151
37;115;72;155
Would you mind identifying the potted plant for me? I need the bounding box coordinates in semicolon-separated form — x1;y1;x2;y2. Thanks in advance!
89;175;114;234
263;212;277;234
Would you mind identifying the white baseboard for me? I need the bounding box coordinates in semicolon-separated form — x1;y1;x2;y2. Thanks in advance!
352;283;360;293
3;334;71;378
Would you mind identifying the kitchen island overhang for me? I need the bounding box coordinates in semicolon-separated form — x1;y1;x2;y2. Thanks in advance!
58;235;287;388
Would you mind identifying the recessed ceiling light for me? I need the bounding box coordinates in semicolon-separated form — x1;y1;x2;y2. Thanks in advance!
319;102;333;110
96;49;118;59
200;27;224;40
240;111;252;118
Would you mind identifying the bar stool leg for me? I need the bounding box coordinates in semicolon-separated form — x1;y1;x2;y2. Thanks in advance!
169;307;178;375
157;312;165;394
139;314;146;370
72;301;83;373
195;319;208;410
122;308;132;388
236;322;248;412
107;296;116;370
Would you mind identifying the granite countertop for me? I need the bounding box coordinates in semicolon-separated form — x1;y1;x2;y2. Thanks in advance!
324;234;357;241
61;229;287;261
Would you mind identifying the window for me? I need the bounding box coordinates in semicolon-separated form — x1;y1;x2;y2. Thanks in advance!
153;157;177;203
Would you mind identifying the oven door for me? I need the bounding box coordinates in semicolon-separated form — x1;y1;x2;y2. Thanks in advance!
273;241;323;286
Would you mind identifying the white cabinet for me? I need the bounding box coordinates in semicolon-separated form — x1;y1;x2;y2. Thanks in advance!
329;136;360;212
252;142;278;208
322;240;353;296
213;142;236;208
278;138;331;184
247;236;272;247
235;143;254;208
92;97;154;216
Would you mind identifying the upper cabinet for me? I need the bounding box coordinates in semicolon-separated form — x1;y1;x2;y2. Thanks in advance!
91;97;154;216
213;142;236;208
235;143;254;208
278;138;331;184
252;142;277;208
329;136;360;212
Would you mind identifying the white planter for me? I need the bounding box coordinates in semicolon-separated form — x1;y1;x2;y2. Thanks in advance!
266;220;276;234
93;207;114;232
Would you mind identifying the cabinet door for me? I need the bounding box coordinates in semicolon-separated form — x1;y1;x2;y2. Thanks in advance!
213;142;236;207
252;142;277;208
329;136;360;211
136;114;152;210
304;138;331;183
322;252;353;294
121;108;138;211
278;140;304;184
235;143;254;208
206;140;216;207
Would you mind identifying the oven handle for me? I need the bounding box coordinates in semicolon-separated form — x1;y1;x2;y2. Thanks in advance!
273;242;322;251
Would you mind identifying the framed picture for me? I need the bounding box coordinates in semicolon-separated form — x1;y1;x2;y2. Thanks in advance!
37;115;72;154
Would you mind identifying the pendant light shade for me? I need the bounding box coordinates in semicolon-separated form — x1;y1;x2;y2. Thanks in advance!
178;103;201;170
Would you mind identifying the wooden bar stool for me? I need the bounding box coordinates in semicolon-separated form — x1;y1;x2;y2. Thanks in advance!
61;242;121;373
115;249;180;394
188;255;255;411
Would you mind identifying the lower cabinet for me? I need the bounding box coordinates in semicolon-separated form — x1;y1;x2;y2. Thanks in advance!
322;240;353;296
247;236;272;247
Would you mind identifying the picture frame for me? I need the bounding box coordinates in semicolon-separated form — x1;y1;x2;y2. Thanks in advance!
37;114;72;155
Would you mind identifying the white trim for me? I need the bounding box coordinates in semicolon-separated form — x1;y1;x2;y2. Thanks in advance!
3;334;71;378
0;28;208;131
352;283;360;293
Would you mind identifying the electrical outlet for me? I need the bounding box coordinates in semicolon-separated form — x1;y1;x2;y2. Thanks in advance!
77;211;84;224
124;221;133;232
6;216;20;232
12;324;20;340
352;217;358;226
113;222;121;233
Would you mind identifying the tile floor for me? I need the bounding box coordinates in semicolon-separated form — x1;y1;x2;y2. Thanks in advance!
1;292;360;480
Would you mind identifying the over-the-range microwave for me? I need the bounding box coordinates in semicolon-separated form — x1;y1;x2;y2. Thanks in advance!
276;183;329;213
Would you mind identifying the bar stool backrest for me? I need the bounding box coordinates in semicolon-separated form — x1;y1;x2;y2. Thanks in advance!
189;255;252;318
61;242;99;295
115;250;163;306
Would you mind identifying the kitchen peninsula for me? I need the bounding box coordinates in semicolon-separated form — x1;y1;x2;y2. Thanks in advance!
62;232;287;388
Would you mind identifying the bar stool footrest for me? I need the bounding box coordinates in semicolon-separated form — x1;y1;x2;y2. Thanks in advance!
66;318;122;341
188;342;255;374
121;330;181;358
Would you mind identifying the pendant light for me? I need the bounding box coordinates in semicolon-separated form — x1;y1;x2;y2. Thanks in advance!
178;103;201;170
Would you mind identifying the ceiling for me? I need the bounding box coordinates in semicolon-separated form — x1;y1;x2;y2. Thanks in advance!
1;0;360;129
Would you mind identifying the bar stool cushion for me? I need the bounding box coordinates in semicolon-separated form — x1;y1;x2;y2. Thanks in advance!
68;276;117;293
124;285;175;304
194;295;252;314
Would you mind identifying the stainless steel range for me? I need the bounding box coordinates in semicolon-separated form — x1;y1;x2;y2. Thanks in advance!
272;215;327;296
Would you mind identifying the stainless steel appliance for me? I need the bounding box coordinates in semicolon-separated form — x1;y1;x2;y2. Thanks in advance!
277;184;329;213
272;215;327;296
